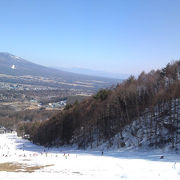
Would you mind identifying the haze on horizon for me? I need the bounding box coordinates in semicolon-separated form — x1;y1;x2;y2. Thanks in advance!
0;0;180;77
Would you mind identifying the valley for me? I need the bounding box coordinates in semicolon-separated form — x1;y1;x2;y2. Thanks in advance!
0;52;117;129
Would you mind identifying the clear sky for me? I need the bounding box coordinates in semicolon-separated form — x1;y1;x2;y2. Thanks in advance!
0;0;180;75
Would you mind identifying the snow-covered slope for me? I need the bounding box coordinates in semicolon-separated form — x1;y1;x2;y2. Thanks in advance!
86;99;180;151
0;133;180;179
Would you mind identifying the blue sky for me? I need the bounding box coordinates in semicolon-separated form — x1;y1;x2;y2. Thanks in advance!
0;0;180;75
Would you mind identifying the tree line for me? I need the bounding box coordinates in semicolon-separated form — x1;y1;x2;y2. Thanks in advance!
17;61;180;149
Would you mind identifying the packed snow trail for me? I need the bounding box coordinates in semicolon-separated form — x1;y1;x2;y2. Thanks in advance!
0;133;180;180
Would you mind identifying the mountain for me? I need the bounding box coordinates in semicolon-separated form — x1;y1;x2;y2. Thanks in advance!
0;52;121;91
54;67;130;80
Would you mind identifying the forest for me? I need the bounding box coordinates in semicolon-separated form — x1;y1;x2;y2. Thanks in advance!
17;61;180;149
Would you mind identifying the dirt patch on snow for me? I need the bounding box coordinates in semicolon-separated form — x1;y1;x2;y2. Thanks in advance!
0;162;53;173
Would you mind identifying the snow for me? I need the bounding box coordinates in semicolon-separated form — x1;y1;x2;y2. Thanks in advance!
92;100;180;151
10;55;22;61
11;65;16;70
0;133;180;180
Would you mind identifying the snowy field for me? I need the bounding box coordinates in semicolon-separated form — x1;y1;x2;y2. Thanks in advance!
0;133;180;180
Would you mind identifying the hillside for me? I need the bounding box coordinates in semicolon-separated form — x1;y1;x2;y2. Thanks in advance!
18;61;180;150
0;52;120;91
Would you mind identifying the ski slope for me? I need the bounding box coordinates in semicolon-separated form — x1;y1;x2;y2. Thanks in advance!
0;133;180;180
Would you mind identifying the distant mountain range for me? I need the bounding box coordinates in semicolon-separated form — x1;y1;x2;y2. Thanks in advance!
54;67;130;80
0;52;121;91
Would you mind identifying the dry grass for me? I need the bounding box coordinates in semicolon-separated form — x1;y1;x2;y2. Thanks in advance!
0;162;53;173
0;163;22;172
24;165;52;173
